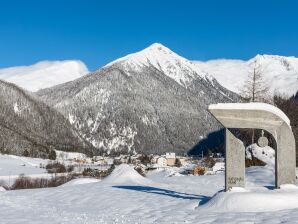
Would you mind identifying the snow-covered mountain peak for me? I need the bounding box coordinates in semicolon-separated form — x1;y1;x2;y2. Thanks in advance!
144;42;172;53
194;54;298;96
104;43;208;87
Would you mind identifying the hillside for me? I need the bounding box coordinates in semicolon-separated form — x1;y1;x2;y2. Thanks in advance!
37;43;239;155
0;80;93;158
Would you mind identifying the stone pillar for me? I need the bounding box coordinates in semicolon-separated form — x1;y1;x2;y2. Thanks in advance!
225;128;245;191
208;103;296;191
276;122;296;187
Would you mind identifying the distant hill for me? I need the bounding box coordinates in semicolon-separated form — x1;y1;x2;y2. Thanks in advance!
0;80;93;158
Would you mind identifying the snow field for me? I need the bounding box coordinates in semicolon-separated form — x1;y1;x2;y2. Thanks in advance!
1;163;298;223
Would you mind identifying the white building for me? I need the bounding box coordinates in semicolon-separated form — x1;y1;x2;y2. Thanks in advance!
156;157;167;167
165;153;176;166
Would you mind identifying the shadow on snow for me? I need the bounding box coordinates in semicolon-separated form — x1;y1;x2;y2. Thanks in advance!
113;185;211;204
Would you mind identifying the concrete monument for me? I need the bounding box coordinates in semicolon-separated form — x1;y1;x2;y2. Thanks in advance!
208;103;296;191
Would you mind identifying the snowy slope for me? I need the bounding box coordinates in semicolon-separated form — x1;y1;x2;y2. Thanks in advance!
0;154;47;176
195;55;298;96
0;60;89;92
102;164;151;185
105;43;209;87
1;165;298;223
60;178;100;187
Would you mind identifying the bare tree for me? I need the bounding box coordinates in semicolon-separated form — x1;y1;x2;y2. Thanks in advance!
240;60;270;103
240;60;271;144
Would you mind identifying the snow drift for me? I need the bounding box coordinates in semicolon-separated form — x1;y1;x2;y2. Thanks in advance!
0;186;6;192
103;164;151;185
60;178;100;187
199;185;298;212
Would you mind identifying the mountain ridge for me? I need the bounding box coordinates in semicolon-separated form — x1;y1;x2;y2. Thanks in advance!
194;54;298;96
0;79;93;158
37;43;239;155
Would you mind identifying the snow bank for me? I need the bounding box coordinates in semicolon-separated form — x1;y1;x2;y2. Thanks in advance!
103;164;151;185
212;162;225;173
246;144;275;166
0;186;6;192
60;178;100;187
199;187;298;212
209;102;290;126
147;167;183;179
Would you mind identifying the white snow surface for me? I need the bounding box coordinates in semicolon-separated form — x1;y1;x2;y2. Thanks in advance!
0;153;90;187
209;102;290;126
1;163;298;223
212;162;225;172
195;55;298;96
104;43;209;87
0;154;47;176
0;186;6;191
200;185;298;213
55;150;87;161
246;144;275;167
60;178;100;187
102;164;151;185
0;60;89;91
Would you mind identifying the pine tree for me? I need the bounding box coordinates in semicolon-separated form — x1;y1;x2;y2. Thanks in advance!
48;150;57;160
23;149;29;157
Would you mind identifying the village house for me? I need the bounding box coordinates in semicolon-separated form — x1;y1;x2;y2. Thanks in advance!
156;157;167;167
150;153;177;167
165;152;176;166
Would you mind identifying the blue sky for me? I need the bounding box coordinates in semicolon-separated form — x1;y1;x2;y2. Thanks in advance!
0;0;298;71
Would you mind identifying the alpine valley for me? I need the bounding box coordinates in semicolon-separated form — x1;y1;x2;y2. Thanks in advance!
3;43;297;157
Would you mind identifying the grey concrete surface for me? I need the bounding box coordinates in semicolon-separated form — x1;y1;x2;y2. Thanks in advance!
208;103;296;190
225;129;245;190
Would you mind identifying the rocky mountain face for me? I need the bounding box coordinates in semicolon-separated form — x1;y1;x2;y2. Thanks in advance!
0;80;93;158
37;43;239;155
195;54;298;97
